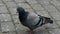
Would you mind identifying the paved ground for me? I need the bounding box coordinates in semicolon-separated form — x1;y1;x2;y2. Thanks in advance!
0;0;60;34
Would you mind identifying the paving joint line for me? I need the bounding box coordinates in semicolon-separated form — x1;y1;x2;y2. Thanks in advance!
49;0;60;27
24;0;39;14
1;0;17;34
36;0;60;33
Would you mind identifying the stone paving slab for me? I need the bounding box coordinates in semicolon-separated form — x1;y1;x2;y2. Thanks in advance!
0;14;12;22
15;0;25;3
34;30;49;34
17;3;31;9
0;0;5;6
5;2;17;8
16;29;28;34
37;0;60;20
12;15;20;24
51;0;60;7
0;6;9;14
31;4;44;11
55;21;60;26
26;0;38;4
47;29;60;34
0;0;60;34
36;10;51;17
3;32;16;34
43;23;59;29
1;22;15;32
9;7;17;15
25;8;34;12
0;31;2;34
50;0;60;12
2;0;13;2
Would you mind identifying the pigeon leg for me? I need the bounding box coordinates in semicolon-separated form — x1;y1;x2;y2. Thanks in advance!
27;29;33;34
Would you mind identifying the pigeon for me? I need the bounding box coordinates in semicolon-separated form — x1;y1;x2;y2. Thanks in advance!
17;7;53;34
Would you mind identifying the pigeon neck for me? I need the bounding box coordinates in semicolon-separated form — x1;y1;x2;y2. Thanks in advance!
19;12;28;22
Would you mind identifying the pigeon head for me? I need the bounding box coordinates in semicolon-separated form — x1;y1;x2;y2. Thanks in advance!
17;7;28;22
44;17;53;24
17;7;25;15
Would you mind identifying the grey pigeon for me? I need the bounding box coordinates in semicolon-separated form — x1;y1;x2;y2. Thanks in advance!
17;7;53;34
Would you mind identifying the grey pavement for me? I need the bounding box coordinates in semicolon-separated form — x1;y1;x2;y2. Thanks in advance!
0;0;60;34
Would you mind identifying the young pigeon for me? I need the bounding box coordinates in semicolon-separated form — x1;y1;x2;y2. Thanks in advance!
17;7;53;34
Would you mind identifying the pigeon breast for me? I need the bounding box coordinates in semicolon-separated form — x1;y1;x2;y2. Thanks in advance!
26;12;40;26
